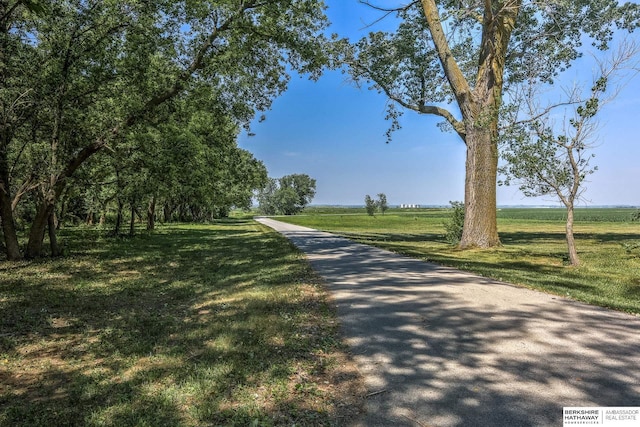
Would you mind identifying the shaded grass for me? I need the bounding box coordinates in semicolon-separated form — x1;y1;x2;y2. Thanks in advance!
0;221;363;426
277;211;640;315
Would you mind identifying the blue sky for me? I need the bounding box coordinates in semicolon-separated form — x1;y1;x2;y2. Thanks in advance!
239;1;640;207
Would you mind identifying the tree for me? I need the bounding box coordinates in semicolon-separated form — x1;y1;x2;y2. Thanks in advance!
1;0;331;259
278;174;317;215
499;41;640;266
0;0;42;260
364;194;377;216
346;0;640;249
377;193;388;215
258;174;316;215
257;178;279;216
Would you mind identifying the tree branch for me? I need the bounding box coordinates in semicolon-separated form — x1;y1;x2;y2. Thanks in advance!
384;87;466;140
420;0;473;116
11;174;38;211
358;1;420;29
54;2;256;194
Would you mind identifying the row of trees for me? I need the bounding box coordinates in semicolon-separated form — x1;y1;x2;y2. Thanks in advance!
257;174;317;215
1;0;331;260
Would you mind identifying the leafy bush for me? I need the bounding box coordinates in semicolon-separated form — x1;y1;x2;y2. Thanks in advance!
444;201;465;244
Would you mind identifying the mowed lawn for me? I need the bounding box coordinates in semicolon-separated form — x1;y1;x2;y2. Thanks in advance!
0;221;363;426
277;208;640;315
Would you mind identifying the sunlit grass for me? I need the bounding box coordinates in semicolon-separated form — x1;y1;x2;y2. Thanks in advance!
0;221;363;426
278;209;640;315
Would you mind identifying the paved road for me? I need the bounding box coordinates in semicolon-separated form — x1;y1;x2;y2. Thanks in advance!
255;217;640;427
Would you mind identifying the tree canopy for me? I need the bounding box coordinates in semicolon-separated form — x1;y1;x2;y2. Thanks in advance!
0;0;332;259
258;174;317;216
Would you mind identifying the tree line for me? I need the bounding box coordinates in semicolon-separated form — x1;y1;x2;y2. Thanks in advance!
0;0;330;260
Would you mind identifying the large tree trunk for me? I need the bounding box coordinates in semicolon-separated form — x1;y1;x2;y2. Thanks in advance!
565;205;580;266
419;0;519;249
147;196;156;230
0;137;21;260
48;210;62;257
25;194;55;259
114;197;124;235
129;201;135;236
0;4;22;261
459;127;500;249
0;183;22;260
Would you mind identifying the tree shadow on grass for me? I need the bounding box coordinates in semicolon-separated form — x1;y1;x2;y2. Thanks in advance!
0;224;362;426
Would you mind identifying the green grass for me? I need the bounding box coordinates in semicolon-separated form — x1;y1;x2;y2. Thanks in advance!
276;208;640;315
0;221;363;426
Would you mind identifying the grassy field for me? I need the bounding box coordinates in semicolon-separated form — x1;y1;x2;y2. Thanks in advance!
0;221;363;426
276;208;640;315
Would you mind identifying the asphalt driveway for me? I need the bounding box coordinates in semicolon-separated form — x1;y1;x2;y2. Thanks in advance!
255;217;640;427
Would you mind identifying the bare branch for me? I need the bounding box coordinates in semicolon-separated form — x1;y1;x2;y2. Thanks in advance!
357;0;419;29
358;0;418;13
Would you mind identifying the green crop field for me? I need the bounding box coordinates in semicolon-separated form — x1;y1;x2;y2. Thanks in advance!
276;207;640;315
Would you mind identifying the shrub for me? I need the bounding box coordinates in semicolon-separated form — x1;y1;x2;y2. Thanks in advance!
444;201;465;244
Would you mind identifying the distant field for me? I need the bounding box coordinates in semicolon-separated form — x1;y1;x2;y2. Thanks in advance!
497;207;639;222
302;206;639;222
276;207;640;315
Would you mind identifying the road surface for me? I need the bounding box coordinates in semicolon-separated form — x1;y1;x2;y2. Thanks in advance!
255;217;640;427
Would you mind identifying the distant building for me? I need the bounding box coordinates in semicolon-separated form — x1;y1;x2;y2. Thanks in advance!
400;204;420;209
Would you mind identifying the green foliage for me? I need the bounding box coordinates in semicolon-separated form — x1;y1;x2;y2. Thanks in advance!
1;0;333;258
257;178;279;216
632;210;640;221
364;193;388;216
377;193;388;215
444;201;465;245
499;41;638;264
343;1;640;248
346;1;640;140
258;174;316;215
364;195;377;216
